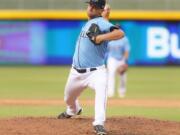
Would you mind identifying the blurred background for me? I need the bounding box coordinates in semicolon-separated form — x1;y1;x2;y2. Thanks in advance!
0;0;179;121
0;0;179;10
0;0;180;65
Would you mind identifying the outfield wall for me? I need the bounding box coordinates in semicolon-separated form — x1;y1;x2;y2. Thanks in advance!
0;10;180;65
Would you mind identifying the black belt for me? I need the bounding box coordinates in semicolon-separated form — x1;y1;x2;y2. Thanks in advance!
73;67;97;73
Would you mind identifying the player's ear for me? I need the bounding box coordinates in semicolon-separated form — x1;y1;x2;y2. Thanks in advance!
91;7;94;12
90;5;96;11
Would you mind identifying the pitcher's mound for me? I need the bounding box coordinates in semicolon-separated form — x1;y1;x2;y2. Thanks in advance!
0;117;179;135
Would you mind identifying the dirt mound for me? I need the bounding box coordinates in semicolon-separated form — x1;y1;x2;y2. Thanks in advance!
0;117;179;135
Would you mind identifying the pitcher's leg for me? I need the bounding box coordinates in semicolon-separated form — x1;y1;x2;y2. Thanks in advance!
64;69;85;115
92;69;108;126
93;86;107;126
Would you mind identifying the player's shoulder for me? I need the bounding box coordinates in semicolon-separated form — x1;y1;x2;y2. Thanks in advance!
97;17;111;24
87;17;114;32
97;17;108;21
89;17;108;24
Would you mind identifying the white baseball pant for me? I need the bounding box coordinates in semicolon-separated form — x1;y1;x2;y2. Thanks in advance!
64;65;107;126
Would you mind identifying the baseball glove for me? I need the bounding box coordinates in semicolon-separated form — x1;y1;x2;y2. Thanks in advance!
86;23;102;45
117;63;128;75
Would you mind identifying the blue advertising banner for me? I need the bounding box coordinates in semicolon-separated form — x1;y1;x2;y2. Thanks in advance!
45;20;180;65
0;20;179;65
119;21;180;65
0;21;46;64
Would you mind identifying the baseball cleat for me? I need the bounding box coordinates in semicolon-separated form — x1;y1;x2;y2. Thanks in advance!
76;108;83;115
57;108;82;119
94;125;107;135
57;111;72;119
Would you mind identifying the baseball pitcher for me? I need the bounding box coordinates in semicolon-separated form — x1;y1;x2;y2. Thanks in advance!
57;0;124;135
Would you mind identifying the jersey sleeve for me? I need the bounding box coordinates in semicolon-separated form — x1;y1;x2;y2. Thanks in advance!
98;19;118;33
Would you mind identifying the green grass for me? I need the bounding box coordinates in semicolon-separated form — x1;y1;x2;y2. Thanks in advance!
127;67;180;99
0;66;70;99
0;66;179;99
0;66;180;121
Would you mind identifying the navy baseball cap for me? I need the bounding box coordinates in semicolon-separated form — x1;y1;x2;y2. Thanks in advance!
86;0;106;9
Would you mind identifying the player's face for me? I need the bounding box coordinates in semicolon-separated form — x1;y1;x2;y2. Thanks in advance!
87;4;95;19
87;4;103;19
